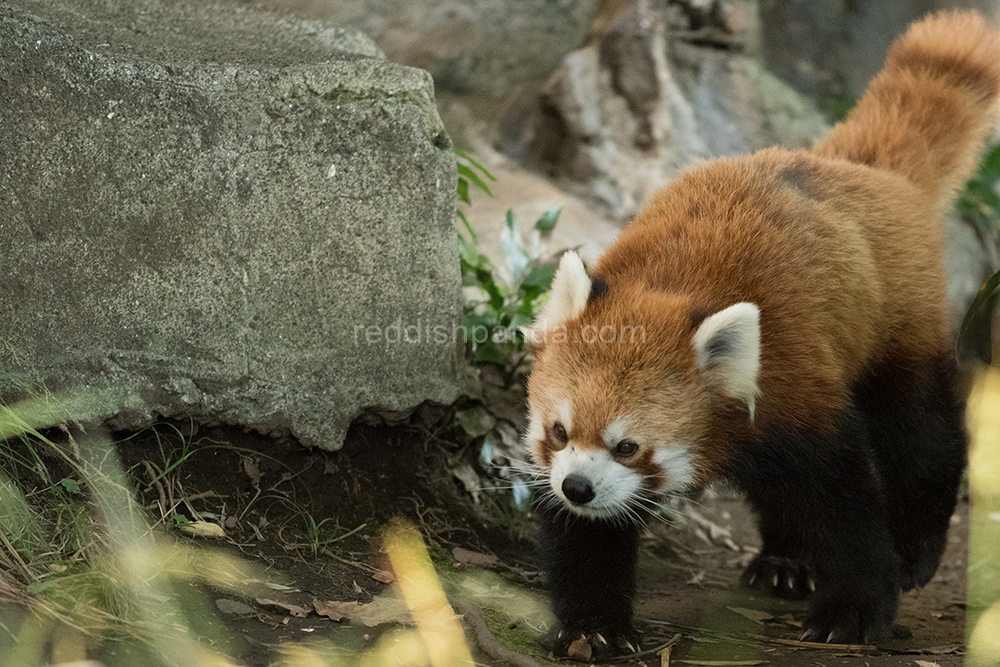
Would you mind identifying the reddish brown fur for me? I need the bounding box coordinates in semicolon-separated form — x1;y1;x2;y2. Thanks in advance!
528;10;1000;483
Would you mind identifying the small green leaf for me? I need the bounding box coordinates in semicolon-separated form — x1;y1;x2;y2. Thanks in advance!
500;226;530;280
534;206;562;234
457;233;482;267
457;164;494;198
521;264;557;291
958;269;1000;365
456;211;478;243
27;579;62;594
454;148;497;183
457;177;471;205
58;477;81;494
978;143;1000;178
474;340;510;366
456;406;496;438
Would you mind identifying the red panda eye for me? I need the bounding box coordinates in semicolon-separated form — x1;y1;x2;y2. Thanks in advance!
552;422;568;443
614;440;638;458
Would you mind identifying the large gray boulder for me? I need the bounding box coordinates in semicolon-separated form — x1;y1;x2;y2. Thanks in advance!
0;0;464;449
256;0;606;97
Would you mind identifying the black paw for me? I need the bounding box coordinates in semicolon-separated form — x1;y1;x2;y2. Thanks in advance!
895;531;946;591
541;626;639;661
740;554;814;599
799;582;898;645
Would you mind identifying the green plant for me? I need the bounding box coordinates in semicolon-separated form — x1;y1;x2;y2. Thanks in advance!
958;142;1000;241
453;150;566;513
960;268;1000;366
955;141;1000;366
455;149;562;381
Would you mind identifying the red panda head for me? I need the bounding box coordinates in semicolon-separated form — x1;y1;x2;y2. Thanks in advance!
524;251;761;522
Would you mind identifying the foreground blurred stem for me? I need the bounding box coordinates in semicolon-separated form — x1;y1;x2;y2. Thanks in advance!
966;366;1000;665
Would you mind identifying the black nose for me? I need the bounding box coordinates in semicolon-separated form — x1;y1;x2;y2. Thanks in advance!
562;474;596;505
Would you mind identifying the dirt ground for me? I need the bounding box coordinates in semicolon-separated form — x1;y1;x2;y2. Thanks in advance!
3;418;971;666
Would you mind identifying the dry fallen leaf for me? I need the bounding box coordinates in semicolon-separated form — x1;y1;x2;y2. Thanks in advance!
452;547;499;568
241;456;261;486
687;570;706;586
566;636;592;661
180;521;226;538
371;569;396;584
777;613;803;628
313;595;411;627
725;607;774;624
256;598;311;618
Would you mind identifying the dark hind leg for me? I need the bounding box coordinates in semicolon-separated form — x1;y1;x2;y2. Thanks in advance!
725;412;900;643
854;354;967;591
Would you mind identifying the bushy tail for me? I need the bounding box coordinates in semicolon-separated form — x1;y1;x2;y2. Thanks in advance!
814;10;1000;203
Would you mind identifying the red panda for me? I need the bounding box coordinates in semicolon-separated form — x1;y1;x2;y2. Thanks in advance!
525;10;1000;657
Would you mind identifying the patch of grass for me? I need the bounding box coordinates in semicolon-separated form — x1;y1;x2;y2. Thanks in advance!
0;394;282;665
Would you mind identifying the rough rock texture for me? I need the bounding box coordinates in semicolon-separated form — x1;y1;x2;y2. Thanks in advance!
761;0;1000;109
256;0;607;96
256;0;621;161
516;0;827;218
0;0;463;449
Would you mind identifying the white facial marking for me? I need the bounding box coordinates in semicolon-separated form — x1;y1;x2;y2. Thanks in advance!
652;444;696;493
555;399;573;434
602;417;630;448
550;445;643;520
526;409;545;462
692;302;761;419
532;251;591;332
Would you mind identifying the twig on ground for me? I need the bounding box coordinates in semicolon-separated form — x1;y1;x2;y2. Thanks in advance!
608;633;683;662
454;602;546;667
640;619;878;654
142;460;168;519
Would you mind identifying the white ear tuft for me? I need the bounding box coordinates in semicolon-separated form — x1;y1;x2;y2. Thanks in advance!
692;302;761;419
533;251;591;331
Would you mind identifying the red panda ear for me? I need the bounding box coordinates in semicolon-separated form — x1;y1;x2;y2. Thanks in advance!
527;251;591;345
691;302;761;420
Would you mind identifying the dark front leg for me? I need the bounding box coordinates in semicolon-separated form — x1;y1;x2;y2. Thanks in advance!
740;505;814;599
724;413;900;644
537;505;640;658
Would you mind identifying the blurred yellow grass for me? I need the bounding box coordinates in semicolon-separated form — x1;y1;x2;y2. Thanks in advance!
966;366;1000;666
384;520;475;667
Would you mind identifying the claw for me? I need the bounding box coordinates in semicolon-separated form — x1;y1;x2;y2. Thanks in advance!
808;578;816;593
787;574;795;590
772;573;779;588
557;630;564;639
826;632;835;644
746;572;757;586
594;633;607;646
624;639;637;653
